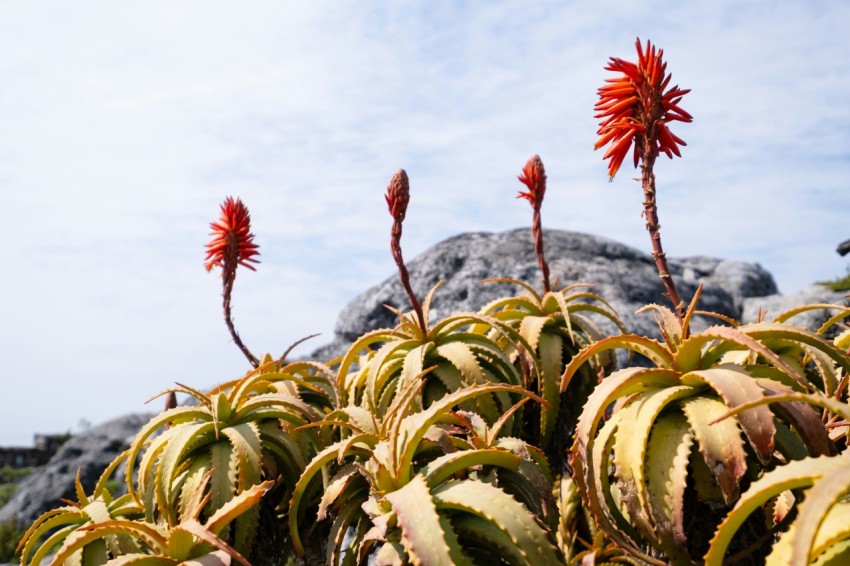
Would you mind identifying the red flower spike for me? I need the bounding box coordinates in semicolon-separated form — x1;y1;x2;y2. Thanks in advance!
385;169;410;222
517;155;551;293
204;197;260;276
204;197;260;368
594;37;692;180
517;154;547;208
385;169;426;334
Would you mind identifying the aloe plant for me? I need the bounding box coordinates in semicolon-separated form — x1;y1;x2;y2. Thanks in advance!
47;471;272;566
17;452;143;566
289;381;563;564
335;170;537;435
561;285;849;563
124;356;330;556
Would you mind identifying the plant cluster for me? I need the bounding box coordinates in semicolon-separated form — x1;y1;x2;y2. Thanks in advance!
15;38;850;565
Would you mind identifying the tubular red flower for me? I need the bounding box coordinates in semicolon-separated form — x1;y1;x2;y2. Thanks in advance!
594;37;692;180
204;197;260;276
517;154;547;208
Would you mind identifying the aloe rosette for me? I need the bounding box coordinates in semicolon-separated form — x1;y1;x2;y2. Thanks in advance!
288;381;564;564
46;472;272;566
335;279;537;440
563;287;850;563
481;278;625;455
124;355;331;555
17;452;143;566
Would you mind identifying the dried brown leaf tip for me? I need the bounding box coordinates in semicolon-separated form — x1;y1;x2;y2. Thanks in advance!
204;196;260;278
594;37;692;180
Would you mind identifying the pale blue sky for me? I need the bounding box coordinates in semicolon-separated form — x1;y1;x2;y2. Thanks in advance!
1;1;849;445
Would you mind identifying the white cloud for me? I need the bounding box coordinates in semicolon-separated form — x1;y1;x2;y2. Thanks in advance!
1;0;849;445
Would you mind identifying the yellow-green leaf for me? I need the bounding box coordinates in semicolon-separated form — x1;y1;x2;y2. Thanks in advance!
386;475;469;566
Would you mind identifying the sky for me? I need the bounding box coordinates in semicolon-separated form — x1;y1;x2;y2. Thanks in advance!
1;1;849;446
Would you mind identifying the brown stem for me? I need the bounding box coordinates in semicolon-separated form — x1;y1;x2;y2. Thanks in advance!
222;273;259;368
640;144;686;323
532;207;551;293
391;219;427;335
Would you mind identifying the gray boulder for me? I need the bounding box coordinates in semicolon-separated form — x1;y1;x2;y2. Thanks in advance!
0;413;152;529
741;284;849;329
311;228;781;361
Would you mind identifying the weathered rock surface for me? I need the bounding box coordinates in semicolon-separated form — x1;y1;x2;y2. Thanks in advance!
311;228;787;361
0;413;152;529
741;284;849;329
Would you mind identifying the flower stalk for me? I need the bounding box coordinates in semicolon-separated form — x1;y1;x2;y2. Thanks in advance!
517;154;551;293
594;37;692;323
385;169;427;335
205;197;261;367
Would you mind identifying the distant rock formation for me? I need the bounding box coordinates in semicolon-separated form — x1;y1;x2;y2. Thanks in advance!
0;414;151;529
310;228;827;361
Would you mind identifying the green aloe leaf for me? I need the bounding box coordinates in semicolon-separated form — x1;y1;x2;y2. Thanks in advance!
705;456;846;565
419;448;521;488
432;479;564;565
681;397;747;503
561;336;674;393
386;475;470;565
644;412;693;563
681;366;776;462
613;385;692;543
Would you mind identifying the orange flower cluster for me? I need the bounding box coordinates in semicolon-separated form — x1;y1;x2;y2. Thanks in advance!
594;38;692;179
517;154;547;208
204;197;260;274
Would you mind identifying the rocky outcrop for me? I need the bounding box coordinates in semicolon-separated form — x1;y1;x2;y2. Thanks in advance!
311;228;788;361
0;413;152;529
741;284;850;329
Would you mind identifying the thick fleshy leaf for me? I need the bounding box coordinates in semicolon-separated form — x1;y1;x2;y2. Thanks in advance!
743;322;850;379
519;315;550;353
317;464;361;521
681;397;747;503
785;464;850;565
419;448;521;488
537;332;563;448
681;366;775;462
450;513;532;565
572;367;680;499
126;408;212;504
204;480;273;537
561;335;674;393
644;412;693;563
432;479;564;565
385;475;469;565
755;378;833;456
51;520;168;564
613;386;693;542
705;456;846;565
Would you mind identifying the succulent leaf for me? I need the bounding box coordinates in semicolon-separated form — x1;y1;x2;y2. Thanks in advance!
705;456;846;565
433;479;564;565
386;475;470;565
